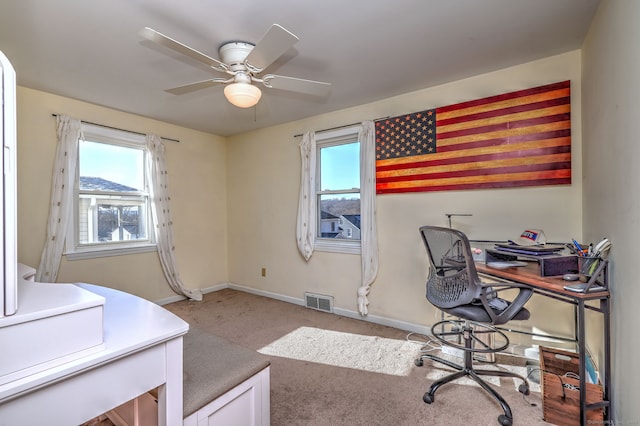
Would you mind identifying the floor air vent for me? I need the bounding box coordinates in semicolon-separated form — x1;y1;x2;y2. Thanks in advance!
304;292;334;313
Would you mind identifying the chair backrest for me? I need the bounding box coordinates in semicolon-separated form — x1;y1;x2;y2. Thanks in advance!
419;226;482;309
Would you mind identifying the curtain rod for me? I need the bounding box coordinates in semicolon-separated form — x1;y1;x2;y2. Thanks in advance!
51;114;180;143
293;116;390;138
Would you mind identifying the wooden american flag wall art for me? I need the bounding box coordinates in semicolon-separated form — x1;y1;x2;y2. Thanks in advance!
374;80;571;194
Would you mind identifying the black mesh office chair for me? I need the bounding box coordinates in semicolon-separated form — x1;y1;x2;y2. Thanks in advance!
415;226;533;426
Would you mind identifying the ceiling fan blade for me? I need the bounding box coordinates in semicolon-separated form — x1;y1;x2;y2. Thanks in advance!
140;27;228;72
165;78;229;95
262;74;331;96
244;24;299;72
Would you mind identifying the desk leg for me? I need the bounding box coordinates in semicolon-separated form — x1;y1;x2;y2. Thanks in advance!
576;298;612;424
157;336;184;426
602;298;612;421
577;300;587;426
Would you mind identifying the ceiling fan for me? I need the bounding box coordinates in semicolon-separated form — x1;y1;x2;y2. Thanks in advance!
140;24;331;108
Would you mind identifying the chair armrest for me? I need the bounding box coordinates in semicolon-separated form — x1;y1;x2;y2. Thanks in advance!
478;283;533;325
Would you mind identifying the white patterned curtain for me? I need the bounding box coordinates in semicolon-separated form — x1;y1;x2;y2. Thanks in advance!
36;115;81;282
357;121;379;315
145;134;203;301
296;130;316;261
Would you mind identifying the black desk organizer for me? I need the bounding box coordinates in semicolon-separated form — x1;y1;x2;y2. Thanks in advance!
485;248;579;277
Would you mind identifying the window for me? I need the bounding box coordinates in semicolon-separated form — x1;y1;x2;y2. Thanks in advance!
65;125;155;259
315;127;361;254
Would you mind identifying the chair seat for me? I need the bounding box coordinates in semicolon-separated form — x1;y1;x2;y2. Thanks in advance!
443;302;530;324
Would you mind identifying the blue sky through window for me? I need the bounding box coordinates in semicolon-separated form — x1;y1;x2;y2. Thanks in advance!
79;141;144;190
320;142;360;192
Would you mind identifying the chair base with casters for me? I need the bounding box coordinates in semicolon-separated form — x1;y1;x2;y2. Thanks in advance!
415;319;530;426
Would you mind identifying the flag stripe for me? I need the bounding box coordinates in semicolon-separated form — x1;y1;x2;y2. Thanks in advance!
437;104;570;135
377;177;571;194
376;169;571;191
437;112;570;141
376;152;571;180
381;170;571;190
374;127;571;161
377;136;571;170
375;80;571;194
436;129;571;155
437;88;570;123
436;96;571;127
437;118;570;148
381;165;571;189
436;81;570;115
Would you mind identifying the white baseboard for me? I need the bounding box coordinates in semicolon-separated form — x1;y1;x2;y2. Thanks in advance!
226;283;305;307
155;282;431;336
154;283;229;305
154;294;187;305
332;306;431;335
224;283;431;336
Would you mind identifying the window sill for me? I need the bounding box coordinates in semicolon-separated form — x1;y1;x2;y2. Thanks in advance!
65;243;157;260
314;239;361;255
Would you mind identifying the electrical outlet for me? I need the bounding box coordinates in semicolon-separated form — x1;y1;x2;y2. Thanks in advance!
261;267;266;277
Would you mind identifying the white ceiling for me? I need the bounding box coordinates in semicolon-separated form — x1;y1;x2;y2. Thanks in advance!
0;0;600;137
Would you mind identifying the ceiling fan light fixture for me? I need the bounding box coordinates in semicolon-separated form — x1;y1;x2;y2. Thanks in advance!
224;83;262;108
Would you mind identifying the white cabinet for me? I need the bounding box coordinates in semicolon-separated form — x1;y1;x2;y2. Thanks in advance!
0;284;188;426
183;367;270;426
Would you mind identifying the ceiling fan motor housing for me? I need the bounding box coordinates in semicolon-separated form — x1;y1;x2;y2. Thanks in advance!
219;42;255;71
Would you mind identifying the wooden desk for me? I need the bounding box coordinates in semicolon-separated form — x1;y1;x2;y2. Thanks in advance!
476;262;611;425
0;283;189;426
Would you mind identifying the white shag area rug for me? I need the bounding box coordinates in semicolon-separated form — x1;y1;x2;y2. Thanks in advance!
426;351;541;393
258;326;423;376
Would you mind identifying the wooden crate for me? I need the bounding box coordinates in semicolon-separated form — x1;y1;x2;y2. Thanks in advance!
540;346;604;425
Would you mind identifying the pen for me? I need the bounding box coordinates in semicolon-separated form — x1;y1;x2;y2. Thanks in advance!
572;238;583;256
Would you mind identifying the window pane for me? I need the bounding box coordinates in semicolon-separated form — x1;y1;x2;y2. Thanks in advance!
78;195;148;244
79;140;144;191
320;142;360;191
318;193;360;239
97;203;147;242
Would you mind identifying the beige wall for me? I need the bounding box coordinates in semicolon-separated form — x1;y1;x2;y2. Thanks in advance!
582;0;639;421
227;51;583;343
16;87;228;301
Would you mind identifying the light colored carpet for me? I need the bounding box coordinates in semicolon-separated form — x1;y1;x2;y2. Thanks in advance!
258;326;424;376
164;288;552;425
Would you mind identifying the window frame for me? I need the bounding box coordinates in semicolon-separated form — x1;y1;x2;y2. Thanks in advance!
314;126;361;255
64;124;156;260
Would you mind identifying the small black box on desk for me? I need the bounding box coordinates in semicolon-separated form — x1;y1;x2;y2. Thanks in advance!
485;249;578;277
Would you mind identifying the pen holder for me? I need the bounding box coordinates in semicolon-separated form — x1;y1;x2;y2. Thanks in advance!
578;256;601;277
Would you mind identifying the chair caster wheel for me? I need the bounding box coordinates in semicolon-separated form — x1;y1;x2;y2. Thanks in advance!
423;392;434;404
498;414;512;426
518;383;530;395
415;358;424;367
